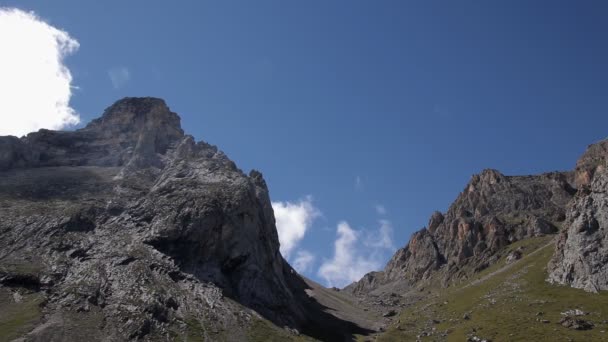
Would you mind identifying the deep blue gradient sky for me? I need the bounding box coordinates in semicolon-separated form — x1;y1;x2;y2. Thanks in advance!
6;1;608;285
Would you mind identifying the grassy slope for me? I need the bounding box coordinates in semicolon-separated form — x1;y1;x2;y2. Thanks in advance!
166;306;314;342
378;236;608;341
181;316;314;342
247;318;314;342
0;289;43;342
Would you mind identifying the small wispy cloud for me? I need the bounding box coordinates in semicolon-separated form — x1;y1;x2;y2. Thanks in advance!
375;204;387;215
272;196;320;260
108;66;130;89
365;219;395;250
292;250;316;274
355;176;363;191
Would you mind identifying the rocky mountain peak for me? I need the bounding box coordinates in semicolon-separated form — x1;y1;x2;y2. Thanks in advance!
86;97;184;141
469;168;504;186
85;97;185;168
0;97;190;171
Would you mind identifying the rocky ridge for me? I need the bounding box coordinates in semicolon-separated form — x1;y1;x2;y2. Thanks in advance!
349;137;608;300
347;168;576;295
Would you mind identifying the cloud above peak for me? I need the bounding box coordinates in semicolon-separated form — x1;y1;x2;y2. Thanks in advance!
0;8;80;136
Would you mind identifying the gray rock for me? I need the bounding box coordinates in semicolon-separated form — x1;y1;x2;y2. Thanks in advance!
560;316;594;330
548;139;608;292
561;309;587;316
505;248;523;264
382;310;397;317
526;216;558;237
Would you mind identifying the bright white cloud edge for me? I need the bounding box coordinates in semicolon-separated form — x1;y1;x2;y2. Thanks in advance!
0;8;79;137
272;196;320;260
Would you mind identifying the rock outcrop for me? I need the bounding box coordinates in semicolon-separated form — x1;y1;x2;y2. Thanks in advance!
0;98;366;341
347;168;576;295
548;139;608;292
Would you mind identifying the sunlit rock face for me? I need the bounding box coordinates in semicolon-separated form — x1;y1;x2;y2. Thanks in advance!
549;139;608;292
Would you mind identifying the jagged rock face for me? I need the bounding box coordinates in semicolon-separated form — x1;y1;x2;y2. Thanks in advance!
347;169;575;295
548;140;608;292
0;98;306;341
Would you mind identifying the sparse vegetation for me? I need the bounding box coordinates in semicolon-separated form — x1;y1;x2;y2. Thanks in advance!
247;317;312;342
379;237;608;341
0;289;43;342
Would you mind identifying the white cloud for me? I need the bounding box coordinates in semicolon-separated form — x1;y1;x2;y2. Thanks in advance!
318;220;395;288
272;196;320;259
292;250;316;274
0;8;80;137
108;66;130;89
375;204;387;215
366;219;395;250
318;222;381;288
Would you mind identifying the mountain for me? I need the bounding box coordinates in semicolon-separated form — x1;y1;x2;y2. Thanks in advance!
0;98;370;341
346;169;575;295
346;138;608;340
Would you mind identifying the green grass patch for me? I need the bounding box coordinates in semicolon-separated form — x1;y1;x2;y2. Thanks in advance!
0;290;43;342
465;236;554;283
247;317;313;342
183;317;207;342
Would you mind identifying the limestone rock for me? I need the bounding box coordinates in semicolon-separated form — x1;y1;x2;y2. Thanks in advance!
559;316;594;330
548;139;608;292
505;248;523;264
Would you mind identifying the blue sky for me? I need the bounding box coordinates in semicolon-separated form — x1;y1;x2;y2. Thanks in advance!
2;1;608;287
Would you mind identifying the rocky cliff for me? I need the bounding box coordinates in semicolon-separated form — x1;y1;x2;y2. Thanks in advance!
347;168;576;295
548;139;608;292
346;138;608;341
0;98;365;341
